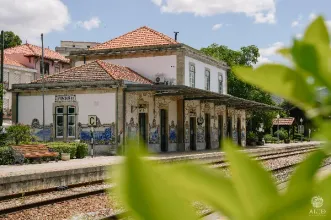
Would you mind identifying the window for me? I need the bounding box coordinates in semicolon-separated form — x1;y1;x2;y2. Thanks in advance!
87;45;90;49
55;65;60;73
40;62;50;75
67;106;76;138
205;68;210;91
189;63;195;88
218;73;223;94
55;107;64;138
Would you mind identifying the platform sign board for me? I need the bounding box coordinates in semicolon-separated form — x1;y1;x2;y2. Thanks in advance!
88;115;97;127
299;125;304;134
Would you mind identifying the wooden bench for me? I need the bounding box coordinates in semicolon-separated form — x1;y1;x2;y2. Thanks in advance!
11;144;59;164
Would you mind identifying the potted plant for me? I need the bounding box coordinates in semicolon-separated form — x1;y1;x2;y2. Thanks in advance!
247;132;257;146
61;153;70;161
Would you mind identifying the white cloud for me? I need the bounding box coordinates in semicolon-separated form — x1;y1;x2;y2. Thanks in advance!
151;0;162;6
291;21;299;27
76;17;101;31
0;0;70;45
212;23;223;31
256;42;284;66
291;14;303;27
309;13;317;21
152;0;277;24
296;33;303;39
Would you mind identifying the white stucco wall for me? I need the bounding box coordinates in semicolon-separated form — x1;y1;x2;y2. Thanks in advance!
18;92;116;125
184;56;227;94
18;95;55;125
75;55;177;84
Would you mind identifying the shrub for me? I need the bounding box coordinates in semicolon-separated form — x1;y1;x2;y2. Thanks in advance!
247;131;257;142
273;129;288;140
0;147;14;165
48;142;77;159
7;124;32;145
76;143;88;159
263;134;273;143
294;133;304;140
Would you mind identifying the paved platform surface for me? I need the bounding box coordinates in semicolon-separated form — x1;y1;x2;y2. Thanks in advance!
0;141;322;178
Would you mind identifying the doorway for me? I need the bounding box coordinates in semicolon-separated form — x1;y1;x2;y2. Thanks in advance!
139;113;147;145
237;117;241;146
205;114;211;149
190;117;196;150
160;109;168;152
218;115;223;148
227;117;232;139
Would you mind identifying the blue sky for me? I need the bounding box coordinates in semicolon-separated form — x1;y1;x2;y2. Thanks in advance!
1;0;331;64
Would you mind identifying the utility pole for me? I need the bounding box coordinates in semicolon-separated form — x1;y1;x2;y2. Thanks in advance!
0;31;4;127
41;34;45;142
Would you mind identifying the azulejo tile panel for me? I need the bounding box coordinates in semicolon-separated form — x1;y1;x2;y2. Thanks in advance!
126;117;138;139
30;118;52;141
169;120;177;143
197;124;205;143
79;120;116;145
149;119;160;144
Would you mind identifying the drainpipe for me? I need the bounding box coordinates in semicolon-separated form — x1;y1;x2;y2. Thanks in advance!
115;85;119;153
123;89;126;155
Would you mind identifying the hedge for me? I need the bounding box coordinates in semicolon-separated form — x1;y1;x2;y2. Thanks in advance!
0;147;14;165
48;142;88;159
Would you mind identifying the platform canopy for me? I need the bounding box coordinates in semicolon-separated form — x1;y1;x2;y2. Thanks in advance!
272;117;295;126
125;84;281;111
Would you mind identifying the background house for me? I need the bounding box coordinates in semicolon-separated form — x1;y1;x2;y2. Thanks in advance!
5;43;70;79
1;55;36;125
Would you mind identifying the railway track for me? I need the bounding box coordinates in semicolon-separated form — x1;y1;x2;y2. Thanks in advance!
0;145;323;219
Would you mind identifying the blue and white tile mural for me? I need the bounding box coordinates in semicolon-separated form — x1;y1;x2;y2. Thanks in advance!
126;117;138;139
232;128;238;143
185;121;189;143
197;125;205;143
212;123;218;142
79;121;115;145
169;120;177;143
30;118;52;141
149;119;160;144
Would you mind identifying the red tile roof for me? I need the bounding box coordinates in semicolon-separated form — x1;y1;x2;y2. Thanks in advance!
1;55;27;68
5;44;70;63
33;60;153;84
90;26;179;50
272;117;295;126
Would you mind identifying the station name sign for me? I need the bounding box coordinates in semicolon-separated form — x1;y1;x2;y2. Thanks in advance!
55;95;76;103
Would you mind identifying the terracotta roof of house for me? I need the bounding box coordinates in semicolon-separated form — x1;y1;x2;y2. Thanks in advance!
272;117;295;126
1;55;27;68
5;44;70;63
33;60;153;84
90;26;179;50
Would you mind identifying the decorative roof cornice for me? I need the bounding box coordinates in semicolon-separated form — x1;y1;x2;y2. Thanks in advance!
11;80;123;92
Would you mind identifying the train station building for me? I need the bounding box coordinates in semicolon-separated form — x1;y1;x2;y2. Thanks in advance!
10;26;278;154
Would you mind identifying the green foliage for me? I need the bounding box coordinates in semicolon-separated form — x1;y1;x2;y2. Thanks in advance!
6;124;32;145
76;143;88;159
0;146;14;165
274;128;289;140
115;140;330;219
0;31;22;49
247;131;257;141
112;16;331;220
48;142;77;159
263;134;273;143
201;44;276;132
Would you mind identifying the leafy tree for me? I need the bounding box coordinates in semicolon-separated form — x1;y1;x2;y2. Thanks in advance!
201;44;276;132
0;31;22;49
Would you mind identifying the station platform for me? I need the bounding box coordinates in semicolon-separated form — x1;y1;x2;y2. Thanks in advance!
0;141;322;196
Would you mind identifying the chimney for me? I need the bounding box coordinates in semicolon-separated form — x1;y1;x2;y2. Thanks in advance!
174;32;179;41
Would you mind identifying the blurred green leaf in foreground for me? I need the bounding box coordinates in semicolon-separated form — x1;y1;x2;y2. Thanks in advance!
111;17;331;219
